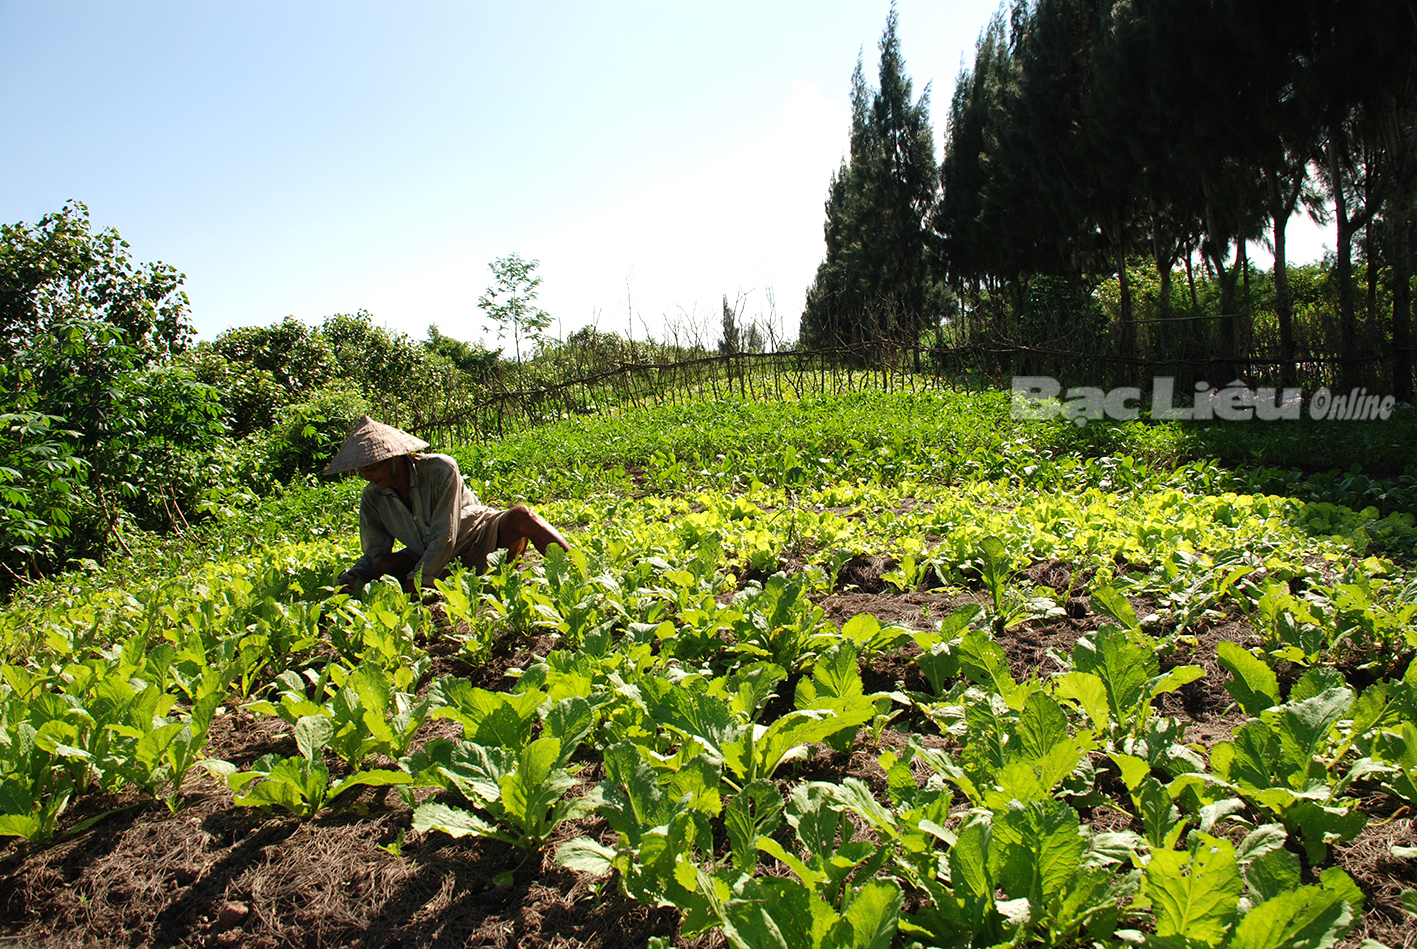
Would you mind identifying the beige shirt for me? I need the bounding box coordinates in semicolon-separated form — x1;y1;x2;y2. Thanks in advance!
345;453;501;586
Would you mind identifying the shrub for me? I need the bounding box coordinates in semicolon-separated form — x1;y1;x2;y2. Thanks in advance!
262;386;371;483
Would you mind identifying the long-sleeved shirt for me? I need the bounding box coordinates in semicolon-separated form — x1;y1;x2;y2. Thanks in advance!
344;453;501;586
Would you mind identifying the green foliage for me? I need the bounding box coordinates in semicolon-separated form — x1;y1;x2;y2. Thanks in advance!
802;8;940;352
730;573;833;670
931;686;1099;813
0;412;85;563
478;253;552;366
718;294;764;356
2;384;1416;946
697;869;903;949
795;639;895;753
428;677;544;747
202;311;482;496
319;310;468;422
220;715;413;818
1209;674;1370;865
0;678;82;842
1216;641;1280;716
639;665;871;791
1129;833;1360;948
260;385;371;482
555;740;721;907
413;699;595;852
182;345;290;438
211;315;338;395
935;0;1417;400
249;662;430;767
908;604;979;697
975;535;1036;635
0;202;225;582
1056;625;1205;746
425;324;499;379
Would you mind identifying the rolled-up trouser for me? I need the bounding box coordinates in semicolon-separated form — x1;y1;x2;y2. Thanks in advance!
451;506;511;574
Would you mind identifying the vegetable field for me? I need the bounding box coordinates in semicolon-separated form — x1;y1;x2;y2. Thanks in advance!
2;389;1416;948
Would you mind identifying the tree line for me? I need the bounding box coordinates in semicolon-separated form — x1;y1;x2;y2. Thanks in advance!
804;1;1417;397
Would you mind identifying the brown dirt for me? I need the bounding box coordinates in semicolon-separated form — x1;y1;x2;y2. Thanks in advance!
0;786;704;949
834;554;898;594
206;708;299;770
815;584;1416;949
425;630;560;692
818;590;973;632
1334;805;1417;949
3;563;1411;947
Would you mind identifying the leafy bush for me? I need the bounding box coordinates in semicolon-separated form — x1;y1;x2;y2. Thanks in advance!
261;385;370;483
183;346;291;438
0;411;85;569
211;315;339;396
0;202;228;585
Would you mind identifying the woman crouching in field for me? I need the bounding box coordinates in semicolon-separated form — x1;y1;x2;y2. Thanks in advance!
324;415;569;595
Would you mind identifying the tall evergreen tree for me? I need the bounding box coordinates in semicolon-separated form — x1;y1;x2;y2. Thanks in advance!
1077;0;1146;358
1369;1;1417;401
803;6;938;358
1093;0;1202;356
1145;1;1268;361
1239;0;1326;383
1315;56;1382;372
937;14;1013;296
935;0;1415;394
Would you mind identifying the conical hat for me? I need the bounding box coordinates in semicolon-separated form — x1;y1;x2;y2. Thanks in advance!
323;415;429;474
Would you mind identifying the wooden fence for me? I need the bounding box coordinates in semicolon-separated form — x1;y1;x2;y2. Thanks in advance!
399;339;1412;445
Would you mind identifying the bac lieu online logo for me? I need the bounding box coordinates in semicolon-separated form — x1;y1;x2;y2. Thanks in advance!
1011;376;1397;427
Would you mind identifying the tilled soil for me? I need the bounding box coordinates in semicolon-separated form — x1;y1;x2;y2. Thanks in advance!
2;580;1413;948
0;788;692;949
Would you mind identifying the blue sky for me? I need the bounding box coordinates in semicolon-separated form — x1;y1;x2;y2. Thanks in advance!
1;1;1328;348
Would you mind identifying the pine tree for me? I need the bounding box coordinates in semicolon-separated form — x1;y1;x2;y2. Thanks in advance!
719;293;740;355
1369;1;1417;402
934;0;1414;396
937;14;1012;294
802;6;938;357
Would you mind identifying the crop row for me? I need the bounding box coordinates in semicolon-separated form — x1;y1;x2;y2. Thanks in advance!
2;469;1416;945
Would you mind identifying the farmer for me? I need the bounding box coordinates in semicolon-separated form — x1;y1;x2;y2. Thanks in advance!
324;415;569;595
